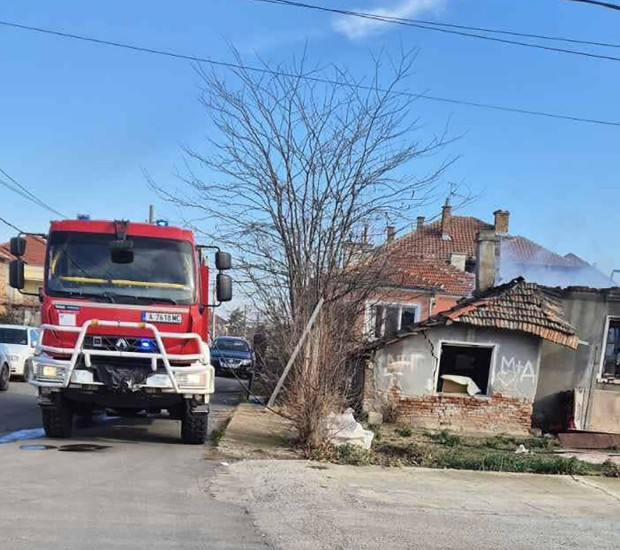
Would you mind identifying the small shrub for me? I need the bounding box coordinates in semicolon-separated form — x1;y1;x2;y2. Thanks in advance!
210;426;226;446
606;444;620;452
428;430;461;447
374;442;424;466
395;427;412;438
310;443;372;466
601;460;620;478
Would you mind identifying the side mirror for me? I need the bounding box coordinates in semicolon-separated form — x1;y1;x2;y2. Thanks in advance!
9;259;25;289
110;240;134;264
215;251;232;271
10;236;26;257
216;273;232;302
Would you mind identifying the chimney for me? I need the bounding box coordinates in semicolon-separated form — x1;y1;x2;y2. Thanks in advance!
441;203;452;241
416;216;425;232
476;229;499;293
493;209;510;234
450;252;467;272
386;225;396;242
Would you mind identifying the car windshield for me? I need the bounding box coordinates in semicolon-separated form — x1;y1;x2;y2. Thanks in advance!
0;328;28;345
214;339;249;352
46;231;196;305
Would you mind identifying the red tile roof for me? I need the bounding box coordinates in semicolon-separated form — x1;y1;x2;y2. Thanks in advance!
0;235;47;266
390;216;492;261
385;256;474;295
386;277;579;349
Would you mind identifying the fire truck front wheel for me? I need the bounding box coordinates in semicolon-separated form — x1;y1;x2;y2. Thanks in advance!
181;406;208;445
41;399;74;438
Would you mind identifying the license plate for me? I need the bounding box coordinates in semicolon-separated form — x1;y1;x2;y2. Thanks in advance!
142;312;182;324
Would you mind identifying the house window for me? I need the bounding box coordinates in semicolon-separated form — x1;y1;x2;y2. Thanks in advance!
601;319;620;380
437;343;493;395
368;302;420;339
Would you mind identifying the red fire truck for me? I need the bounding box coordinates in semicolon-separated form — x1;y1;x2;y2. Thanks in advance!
8;219;232;444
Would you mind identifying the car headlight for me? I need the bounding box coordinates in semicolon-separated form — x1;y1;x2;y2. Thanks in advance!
8;354;19;364
175;372;207;387
241;359;252;366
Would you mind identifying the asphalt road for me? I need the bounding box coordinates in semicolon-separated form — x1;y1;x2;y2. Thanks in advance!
0;377;270;549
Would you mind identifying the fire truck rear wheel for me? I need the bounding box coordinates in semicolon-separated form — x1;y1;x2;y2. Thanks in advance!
41;399;74;438
181;408;208;445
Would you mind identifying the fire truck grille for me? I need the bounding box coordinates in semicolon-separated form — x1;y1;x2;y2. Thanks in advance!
83;335;158;353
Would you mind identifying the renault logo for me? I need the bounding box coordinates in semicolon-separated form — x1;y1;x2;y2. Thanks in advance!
115;338;129;351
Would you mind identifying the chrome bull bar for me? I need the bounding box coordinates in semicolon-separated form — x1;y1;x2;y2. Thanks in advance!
34;320;210;392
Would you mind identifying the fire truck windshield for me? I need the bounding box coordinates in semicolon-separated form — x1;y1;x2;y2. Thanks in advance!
46;231;196;305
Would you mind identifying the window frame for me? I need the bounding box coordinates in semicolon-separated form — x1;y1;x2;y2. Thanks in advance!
598;316;620;383
434;340;496;397
364;300;421;340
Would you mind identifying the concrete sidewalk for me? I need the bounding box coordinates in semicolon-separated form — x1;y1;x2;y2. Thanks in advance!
213;460;620;550
216;402;297;460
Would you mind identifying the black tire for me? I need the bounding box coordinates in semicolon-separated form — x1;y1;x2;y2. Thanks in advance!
22;359;32;383
181;408;208;445
41;399;74;438
0;363;10;391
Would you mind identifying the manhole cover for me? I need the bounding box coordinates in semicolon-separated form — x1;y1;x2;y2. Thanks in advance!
20;444;57;451
57;444;111;453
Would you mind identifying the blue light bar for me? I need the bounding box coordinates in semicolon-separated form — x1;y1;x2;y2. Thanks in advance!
139;339;155;352
155;219;169;227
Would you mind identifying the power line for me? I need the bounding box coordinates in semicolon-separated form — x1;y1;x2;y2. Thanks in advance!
0;215;24;233
0;170;66;219
0;19;619;128
564;0;620;10
355;5;620;49
0;167;66;219
248;0;620;62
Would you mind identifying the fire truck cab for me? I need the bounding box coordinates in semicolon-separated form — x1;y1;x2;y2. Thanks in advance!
8;219;232;444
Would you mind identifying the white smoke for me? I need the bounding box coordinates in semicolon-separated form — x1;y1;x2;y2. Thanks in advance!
498;240;615;289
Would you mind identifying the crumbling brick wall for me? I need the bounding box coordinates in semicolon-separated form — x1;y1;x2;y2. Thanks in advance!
395;391;533;435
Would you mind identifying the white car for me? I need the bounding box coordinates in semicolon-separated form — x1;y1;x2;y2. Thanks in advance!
0;324;39;380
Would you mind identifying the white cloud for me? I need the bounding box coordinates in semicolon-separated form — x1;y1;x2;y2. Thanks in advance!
333;0;448;40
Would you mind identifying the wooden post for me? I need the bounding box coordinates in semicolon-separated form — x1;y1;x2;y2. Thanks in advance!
267;298;324;408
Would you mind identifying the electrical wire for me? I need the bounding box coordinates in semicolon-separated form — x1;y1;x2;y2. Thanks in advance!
0;19;618;128
0;168;66;219
251;0;620;49
248;0;620;62
564;0;620;11
0;215;24;233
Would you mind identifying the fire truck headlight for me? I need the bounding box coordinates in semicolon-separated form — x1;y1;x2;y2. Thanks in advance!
38;365;64;380
175;372;207;387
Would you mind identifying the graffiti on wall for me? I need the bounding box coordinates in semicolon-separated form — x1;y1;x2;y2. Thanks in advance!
494;355;537;396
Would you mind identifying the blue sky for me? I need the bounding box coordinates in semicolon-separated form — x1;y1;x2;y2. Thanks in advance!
0;0;618;275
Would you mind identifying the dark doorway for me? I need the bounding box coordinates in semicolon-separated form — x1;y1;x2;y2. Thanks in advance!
437;344;493;394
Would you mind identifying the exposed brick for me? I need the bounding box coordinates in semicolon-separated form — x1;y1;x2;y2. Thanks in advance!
395;393;533;435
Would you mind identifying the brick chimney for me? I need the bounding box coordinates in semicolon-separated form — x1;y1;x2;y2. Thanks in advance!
493;210;510;234
440;203;452;241
416;216;425;232
386;225;396;242
476;229;499;293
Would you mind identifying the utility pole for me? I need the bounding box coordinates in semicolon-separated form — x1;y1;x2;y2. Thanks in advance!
148;205;154;224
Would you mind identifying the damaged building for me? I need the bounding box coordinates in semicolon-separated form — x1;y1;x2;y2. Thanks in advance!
534;286;620;434
363;278;578;435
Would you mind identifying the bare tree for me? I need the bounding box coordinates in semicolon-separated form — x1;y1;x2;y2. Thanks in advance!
153;48;457;447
